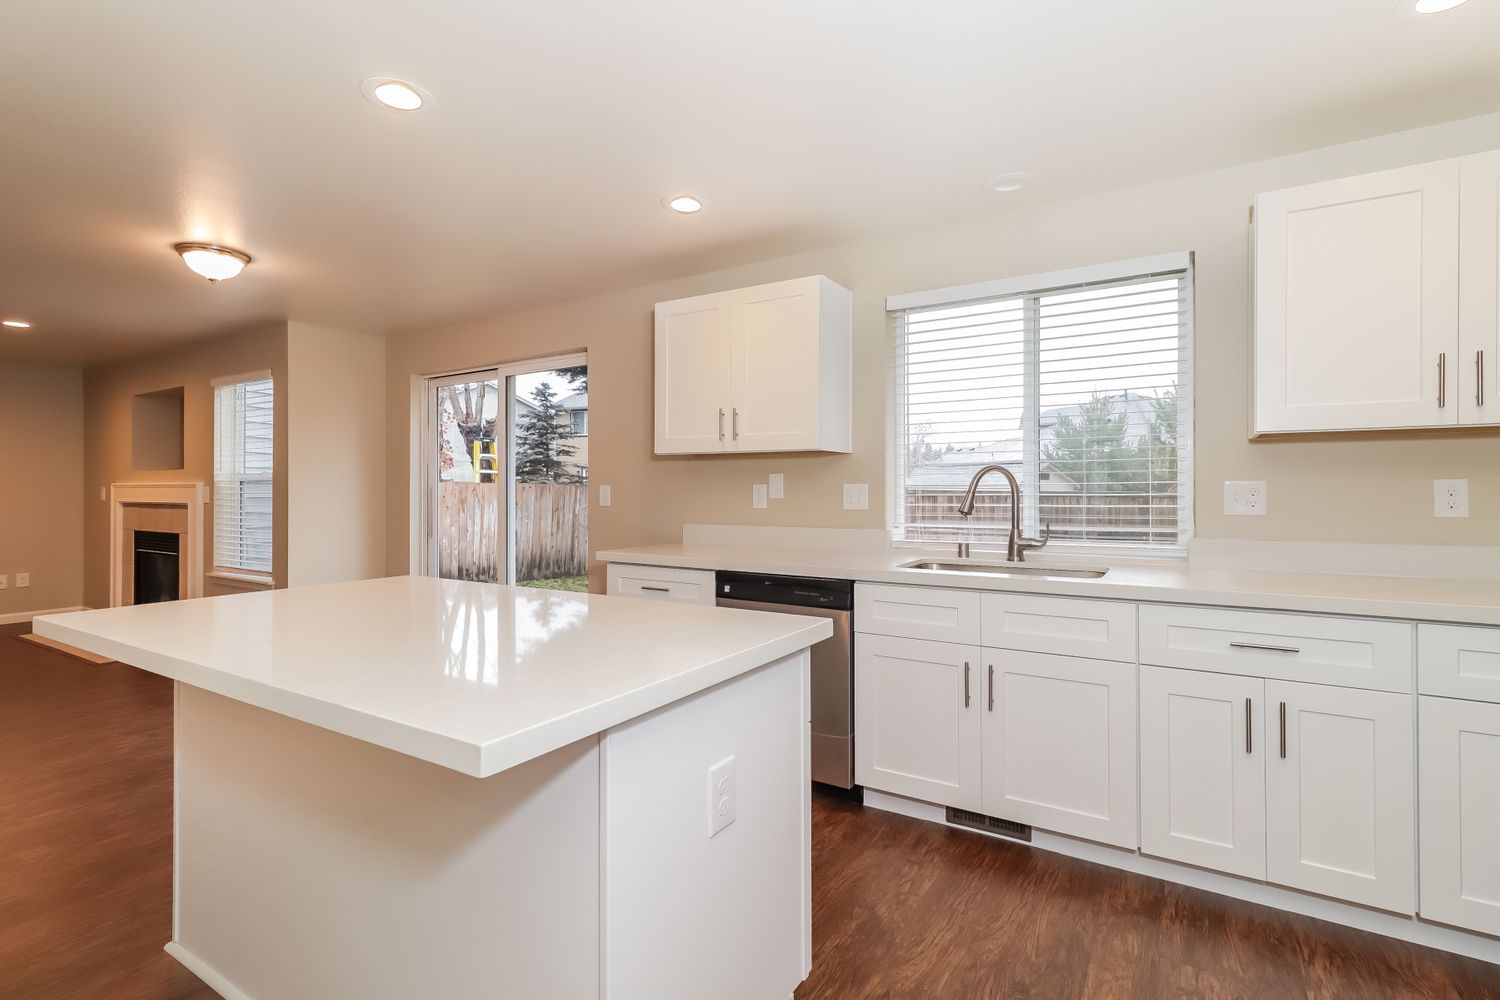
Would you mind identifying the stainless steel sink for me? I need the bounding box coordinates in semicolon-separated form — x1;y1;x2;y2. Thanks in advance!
899;560;1109;579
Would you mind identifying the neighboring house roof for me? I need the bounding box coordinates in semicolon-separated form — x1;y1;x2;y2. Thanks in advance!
557;391;587;411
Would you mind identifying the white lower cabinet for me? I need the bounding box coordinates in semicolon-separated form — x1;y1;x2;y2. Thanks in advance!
1265;680;1415;913
1139;667;1267;879
981;651;1137;848
1419;696;1500;936
854;635;982;810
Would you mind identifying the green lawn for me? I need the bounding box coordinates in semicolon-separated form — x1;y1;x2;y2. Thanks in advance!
520;574;590;593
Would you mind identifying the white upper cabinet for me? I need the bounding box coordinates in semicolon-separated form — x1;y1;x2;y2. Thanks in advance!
654;275;852;454
1460;150;1500;426
1253;159;1460;434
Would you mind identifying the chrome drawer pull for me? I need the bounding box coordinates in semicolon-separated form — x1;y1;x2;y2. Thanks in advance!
1245;698;1253;755
1279;701;1288;760
1439;352;1447;409
640;585;671;593
963;662;971;708
987;663;995;713
1229;641;1300;654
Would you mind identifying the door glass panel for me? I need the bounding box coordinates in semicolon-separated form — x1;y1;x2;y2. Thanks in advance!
433;376;500;582
511;365;588;591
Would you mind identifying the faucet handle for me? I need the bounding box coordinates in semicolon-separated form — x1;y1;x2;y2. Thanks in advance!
1020;522;1051;550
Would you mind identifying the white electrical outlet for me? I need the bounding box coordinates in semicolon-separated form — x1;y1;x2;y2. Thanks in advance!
1224;481;1267;516
599;484;612;508
0;575;7;590
99;486;107;501
842;483;869;511
1434;479;1469;518
768;473;784;500
751;483;768;509
707;755;736;837
15;573;29;589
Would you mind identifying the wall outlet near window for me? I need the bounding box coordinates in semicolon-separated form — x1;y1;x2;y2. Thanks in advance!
768;474;784;500
842;483;869;511
1224;481;1267;516
15;573;29;588
599;484;611;508
752;483;768;509
0;575;7;590
1434;479;1469;518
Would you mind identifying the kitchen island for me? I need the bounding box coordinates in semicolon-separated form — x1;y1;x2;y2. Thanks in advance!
34;575;831;1000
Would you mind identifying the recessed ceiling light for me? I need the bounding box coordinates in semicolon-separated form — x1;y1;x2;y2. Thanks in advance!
2;319;32;329
665;195;704;214
1394;0;1469;15
173;243;252;283
361;78;428;112
987;172;1031;193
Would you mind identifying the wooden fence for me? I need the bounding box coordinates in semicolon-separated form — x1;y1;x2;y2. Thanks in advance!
437;481;588;583
903;489;1179;545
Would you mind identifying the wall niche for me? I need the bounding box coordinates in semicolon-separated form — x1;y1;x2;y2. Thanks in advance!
131;386;185;471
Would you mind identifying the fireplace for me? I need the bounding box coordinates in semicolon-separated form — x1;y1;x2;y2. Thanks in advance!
133;530;181;604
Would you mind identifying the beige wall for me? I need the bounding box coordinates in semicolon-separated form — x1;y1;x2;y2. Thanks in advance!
384;113;1500;589
286;322;387;587
0;363;84;617
83;323;289;607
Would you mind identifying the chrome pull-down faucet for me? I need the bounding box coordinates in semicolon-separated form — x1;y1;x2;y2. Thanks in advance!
954;464;1050;562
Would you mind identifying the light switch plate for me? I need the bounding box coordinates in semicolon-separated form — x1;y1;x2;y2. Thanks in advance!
842;483;869;511
1434;479;1469;518
752;483;768;509
0;575;7;590
1224;481;1267;516
708;755;736;837
15;573;29;589
599;484;612;508
768;473;784;500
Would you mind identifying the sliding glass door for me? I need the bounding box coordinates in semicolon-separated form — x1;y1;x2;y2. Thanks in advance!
423;354;588;588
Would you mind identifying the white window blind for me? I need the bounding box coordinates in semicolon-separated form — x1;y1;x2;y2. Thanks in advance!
890;256;1193;551
213;375;275;574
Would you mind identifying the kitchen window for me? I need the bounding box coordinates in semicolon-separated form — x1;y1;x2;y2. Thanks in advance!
213;372;275;576
888;252;1193;553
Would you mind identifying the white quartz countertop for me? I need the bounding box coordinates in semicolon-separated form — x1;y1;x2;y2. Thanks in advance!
33;575;831;778
598;543;1500;626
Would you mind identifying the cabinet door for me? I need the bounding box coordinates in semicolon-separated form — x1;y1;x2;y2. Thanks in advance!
730;277;823;452
1139;667;1266;879
1460;149;1500;426
1419;696;1500;937
1254;160;1459;433
1265;681;1414;913
854;635;981;810
981;650;1137;847
654;294;731;454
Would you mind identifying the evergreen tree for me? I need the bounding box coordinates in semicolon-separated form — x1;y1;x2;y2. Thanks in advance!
1144;390;1178;490
1042;392;1146;492
514;381;581;483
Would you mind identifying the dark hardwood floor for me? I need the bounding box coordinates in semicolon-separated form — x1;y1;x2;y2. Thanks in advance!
3;621;1497;999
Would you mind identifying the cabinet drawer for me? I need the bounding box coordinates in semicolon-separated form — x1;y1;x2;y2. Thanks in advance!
1139;605;1411;693
981;593;1135;662
605;564;715;606
855;584;980;644
1419;624;1500;703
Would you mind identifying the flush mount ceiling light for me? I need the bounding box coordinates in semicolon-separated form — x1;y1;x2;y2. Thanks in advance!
173;243;252;283
2;319;32;329
986;172;1031;193
665;195;704;214
1394;0;1470;16
360;77;429;112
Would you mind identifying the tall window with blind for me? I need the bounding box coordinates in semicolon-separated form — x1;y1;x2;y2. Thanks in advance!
213;374;275;575
890;254;1193;552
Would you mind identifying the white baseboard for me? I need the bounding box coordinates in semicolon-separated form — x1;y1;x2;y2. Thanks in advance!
165;941;254;1000
1190;538;1500;582
0;606;87;627
862;789;1500;968
682;523;890;552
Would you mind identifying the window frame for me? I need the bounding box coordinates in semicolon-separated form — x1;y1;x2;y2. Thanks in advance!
211;370;276;580
885;252;1194;558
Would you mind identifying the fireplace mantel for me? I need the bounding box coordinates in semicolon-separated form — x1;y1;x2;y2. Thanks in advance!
110;483;205;608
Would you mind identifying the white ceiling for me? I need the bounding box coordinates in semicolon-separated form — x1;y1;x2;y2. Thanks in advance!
2;0;1499;366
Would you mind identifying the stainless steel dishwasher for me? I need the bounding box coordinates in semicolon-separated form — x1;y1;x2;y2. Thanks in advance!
716;571;855;789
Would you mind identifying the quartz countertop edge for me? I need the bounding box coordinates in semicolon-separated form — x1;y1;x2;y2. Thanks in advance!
33;580;833;779
599;543;1500;627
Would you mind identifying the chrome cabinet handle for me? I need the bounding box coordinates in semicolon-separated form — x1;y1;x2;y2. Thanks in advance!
732;408;740;440
718;408;725;441
1279;701;1288;760
640;585;670;593
987;663;995;713
1229;641;1300;654
1439;353;1447;408
1245;698;1253;755
963;661;971;708
1478;350;1486;408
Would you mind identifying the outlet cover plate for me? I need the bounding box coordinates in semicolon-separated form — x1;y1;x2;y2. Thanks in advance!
1224;481;1267;516
708;755;736;837
1435;479;1469;518
842;483;869;511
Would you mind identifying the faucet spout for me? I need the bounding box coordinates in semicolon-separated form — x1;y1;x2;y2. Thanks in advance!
955;464;1050;563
